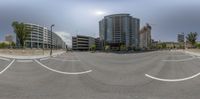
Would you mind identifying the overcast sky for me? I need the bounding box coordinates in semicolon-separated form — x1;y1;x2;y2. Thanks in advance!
0;0;200;46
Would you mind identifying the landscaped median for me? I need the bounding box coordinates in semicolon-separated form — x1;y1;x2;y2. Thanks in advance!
0;49;66;59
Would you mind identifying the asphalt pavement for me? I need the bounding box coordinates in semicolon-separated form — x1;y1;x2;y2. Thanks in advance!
0;50;200;99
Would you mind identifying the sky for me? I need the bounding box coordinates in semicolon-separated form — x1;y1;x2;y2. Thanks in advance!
1;0;200;46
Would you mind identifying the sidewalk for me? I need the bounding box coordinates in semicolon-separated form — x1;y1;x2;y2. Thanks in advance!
0;50;66;59
174;49;200;57
184;49;200;57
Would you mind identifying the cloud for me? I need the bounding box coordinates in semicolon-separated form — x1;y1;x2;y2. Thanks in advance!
55;31;72;47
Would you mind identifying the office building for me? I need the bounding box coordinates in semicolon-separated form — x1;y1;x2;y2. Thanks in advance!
140;23;152;49
99;14;140;50
177;33;185;49
177;33;185;43
16;23;66;49
5;34;14;43
72;35;95;50
95;37;101;50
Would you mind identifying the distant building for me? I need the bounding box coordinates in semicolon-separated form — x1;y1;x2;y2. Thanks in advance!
95;37;101;50
99;14;140;50
5;34;13;43
177;33;185;42
151;39;159;49
177;33;185;49
16;23;66;49
140;23;152;49
72;35;95;50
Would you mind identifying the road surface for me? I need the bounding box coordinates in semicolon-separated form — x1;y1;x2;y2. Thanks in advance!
0;50;200;99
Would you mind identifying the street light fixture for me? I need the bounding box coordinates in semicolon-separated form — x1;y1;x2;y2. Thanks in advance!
50;24;55;56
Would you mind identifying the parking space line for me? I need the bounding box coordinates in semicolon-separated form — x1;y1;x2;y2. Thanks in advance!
34;59;92;75
145;73;200;82
0;59;15;74
40;57;50;61
0;57;10;61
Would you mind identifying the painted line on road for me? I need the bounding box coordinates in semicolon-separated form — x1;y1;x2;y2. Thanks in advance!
34;59;92;75
0;57;10;61
145;73;200;82
162;56;196;62
16;60;33;63
40;57;50;61
0;59;15;74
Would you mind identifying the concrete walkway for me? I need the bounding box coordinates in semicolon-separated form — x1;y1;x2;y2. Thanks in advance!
184;51;200;56
0;51;65;59
171;49;200;57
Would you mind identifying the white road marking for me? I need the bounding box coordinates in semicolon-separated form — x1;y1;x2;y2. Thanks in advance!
51;58;80;62
162;56;196;62
0;57;10;61
34;59;92;75
145;73;200;82
16;60;33;63
40;57;50;61
0;59;15;74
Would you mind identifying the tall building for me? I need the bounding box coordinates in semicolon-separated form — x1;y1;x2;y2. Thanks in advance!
177;33;185;43
16;23;66;49
140;23;152;49
72;35;95;50
99;14;140;50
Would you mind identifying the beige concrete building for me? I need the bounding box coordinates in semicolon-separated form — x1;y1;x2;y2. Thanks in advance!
72;35;95;50
16;23;66;49
140;24;152;49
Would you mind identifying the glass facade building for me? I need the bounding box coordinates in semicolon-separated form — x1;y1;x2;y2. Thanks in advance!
99;14;140;49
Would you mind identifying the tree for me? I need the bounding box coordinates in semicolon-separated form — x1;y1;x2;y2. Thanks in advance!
90;44;96;52
161;43;166;49
0;42;9;48
195;43;200;49
12;21;31;48
120;44;126;51
186;32;198;48
10;42;16;48
105;45;110;52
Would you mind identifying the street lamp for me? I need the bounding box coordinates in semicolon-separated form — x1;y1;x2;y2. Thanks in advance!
183;32;186;50
50;24;55;56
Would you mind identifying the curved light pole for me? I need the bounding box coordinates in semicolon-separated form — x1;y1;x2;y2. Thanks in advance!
50;24;55;56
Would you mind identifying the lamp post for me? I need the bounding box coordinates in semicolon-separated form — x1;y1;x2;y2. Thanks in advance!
183;32;186;50
50;24;55;56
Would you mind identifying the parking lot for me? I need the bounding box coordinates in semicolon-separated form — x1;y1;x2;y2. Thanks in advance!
0;50;200;99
